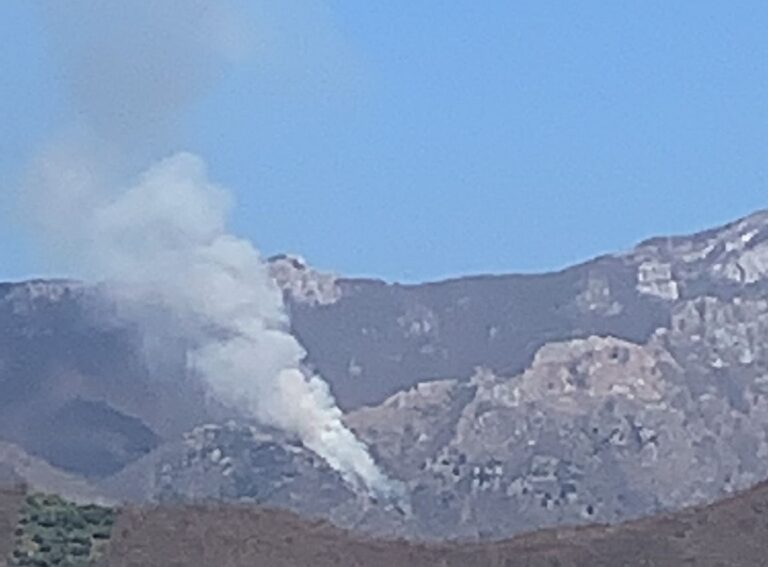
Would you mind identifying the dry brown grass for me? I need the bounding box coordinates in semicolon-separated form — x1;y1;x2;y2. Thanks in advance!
104;480;768;567
2;480;767;566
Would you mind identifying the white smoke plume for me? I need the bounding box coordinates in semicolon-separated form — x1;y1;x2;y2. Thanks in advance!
41;0;247;153
33;149;397;497
25;2;400;499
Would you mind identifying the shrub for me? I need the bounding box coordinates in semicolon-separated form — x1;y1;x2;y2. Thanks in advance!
9;492;116;567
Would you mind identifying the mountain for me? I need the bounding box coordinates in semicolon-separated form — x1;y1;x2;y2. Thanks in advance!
2;209;768;540
285;209;768;409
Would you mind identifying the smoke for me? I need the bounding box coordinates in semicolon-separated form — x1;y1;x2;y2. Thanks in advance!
25;2;400;498
48;152;395;495
42;0;247;153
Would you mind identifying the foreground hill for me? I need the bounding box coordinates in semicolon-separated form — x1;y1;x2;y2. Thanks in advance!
2;477;768;566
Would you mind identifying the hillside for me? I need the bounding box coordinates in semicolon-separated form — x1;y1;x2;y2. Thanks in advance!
107;477;768;566
1;478;767;566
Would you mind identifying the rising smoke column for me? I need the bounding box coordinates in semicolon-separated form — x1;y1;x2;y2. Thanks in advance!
51;151;396;497
25;2;399;499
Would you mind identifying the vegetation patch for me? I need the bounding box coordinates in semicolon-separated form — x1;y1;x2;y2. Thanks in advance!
9;493;114;566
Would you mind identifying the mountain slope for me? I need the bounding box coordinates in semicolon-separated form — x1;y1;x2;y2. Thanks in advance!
3;210;768;540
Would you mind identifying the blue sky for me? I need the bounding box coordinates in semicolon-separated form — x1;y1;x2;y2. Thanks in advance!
2;1;768;282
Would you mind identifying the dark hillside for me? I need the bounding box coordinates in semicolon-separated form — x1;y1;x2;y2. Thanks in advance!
104;479;768;566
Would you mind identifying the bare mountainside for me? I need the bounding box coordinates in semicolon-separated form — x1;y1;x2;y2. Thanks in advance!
3;210;768;539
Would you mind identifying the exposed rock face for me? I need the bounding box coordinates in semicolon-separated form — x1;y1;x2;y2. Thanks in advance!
511;336;673;404
636;259;679;300
268;254;342;306
345;380;475;480
347;338;689;538
348;330;768;538
289;209;768;410
625;209;768;293
335;209;768;538
290;258;671;409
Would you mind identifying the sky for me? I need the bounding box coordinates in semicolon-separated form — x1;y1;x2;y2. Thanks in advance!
1;1;767;283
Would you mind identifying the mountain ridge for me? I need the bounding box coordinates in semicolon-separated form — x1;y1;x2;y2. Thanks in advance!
3;208;768;540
